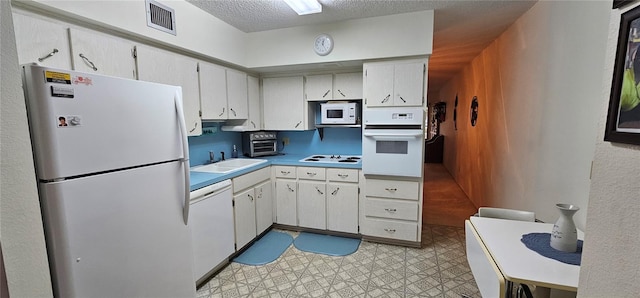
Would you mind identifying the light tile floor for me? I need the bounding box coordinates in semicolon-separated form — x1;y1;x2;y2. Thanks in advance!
196;225;481;298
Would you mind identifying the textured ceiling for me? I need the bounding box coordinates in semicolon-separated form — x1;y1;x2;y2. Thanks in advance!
186;0;537;94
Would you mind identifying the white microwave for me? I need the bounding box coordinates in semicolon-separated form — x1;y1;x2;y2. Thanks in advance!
320;102;358;124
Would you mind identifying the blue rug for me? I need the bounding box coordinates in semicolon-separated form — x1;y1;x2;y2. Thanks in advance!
293;232;360;256
233;231;293;265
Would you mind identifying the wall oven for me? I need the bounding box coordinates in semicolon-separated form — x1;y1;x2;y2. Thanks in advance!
362;107;425;177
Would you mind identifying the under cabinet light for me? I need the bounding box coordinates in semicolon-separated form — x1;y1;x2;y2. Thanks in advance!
283;0;322;15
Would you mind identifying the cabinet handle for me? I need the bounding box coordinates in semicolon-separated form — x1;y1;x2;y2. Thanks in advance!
251;121;256;128
384;228;396;233
218;107;225;117
381;94;391;103
38;48;59;62
248;194;254;201
322;90;331;98
306;172;317;176
79;53;98;71
294;121;302;128
230;108;236;116
315;186;324;195
337;174;349;178
337;89;346;97
287;184;295;192
385;188;398;192
399;96;406;103
280;170;290;175
331;187;339;196
189;122;198;133
384;208;397;213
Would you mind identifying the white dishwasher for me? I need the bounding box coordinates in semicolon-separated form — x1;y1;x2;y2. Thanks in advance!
189;179;234;284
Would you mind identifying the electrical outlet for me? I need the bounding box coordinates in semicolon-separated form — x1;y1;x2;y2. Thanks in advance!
283;137;290;145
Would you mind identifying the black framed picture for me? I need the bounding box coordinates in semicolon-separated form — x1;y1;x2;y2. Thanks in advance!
613;0;634;9
605;4;640;145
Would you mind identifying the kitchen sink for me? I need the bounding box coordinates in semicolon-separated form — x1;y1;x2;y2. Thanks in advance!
191;158;268;174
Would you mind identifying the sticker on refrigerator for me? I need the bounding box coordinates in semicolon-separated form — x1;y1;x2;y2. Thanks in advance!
73;76;93;86
51;86;74;98
44;71;71;84
57;116;81;127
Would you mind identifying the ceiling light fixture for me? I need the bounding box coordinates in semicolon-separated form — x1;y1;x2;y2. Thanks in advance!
283;0;322;15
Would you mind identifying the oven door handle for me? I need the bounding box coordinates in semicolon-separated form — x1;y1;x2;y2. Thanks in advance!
363;132;422;140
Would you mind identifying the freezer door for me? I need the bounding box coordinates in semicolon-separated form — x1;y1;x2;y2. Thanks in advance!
22;65;185;180
40;162;195;298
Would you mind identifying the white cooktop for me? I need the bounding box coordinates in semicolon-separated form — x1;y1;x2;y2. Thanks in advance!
298;154;362;164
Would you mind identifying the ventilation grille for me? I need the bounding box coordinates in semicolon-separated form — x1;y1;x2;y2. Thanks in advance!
145;0;176;35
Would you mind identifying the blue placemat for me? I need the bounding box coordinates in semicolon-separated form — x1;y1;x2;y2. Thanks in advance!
233;231;293;265
294;232;360;256
520;233;582;265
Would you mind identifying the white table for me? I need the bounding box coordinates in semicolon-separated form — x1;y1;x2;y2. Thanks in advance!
465;217;584;298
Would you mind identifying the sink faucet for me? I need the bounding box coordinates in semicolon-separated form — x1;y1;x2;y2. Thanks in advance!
209;151;215;164
220;151;225;161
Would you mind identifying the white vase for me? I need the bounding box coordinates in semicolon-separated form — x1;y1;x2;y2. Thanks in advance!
550;204;580;252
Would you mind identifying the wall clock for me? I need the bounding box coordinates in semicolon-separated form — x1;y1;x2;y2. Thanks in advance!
314;33;333;56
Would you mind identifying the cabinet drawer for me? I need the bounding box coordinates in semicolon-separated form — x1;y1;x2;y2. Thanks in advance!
364;197;418;221
361;218;418;242
274;166;297;178
232;167;270;193
327;168;358;183
297;167;326;181
365;179;419;201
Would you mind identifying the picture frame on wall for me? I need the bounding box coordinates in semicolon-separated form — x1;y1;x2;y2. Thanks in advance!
605;4;640;145
613;0;634;9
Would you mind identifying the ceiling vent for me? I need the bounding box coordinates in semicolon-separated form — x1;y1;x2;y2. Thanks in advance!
145;0;176;35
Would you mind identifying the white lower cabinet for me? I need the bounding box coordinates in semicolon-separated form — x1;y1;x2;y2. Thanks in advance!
360;177;422;242
232;167;272;250
298;180;326;230
275;177;298;226
326;182;359;233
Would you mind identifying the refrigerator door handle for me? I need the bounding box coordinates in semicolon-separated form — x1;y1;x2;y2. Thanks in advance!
174;90;191;225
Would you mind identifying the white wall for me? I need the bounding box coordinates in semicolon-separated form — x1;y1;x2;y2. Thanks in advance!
0;0;53;296
437;1;610;229
578;3;640;296
246;11;434;69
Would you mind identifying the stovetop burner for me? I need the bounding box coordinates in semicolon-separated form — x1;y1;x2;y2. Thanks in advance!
299;154;362;164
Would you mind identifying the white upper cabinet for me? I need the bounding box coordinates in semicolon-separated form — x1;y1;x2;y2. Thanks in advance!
364;61;425;107
305;73;363;101
136;45;202;136
246;76;261;131
199;62;248;121
199;62;228;120
333;73;363;100
263;76;314;131
69;28;136;79
13;13;72;69
226;69;249;120
305;74;333;101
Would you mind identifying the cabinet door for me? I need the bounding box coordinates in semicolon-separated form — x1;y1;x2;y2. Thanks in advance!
297;181;326;230
199;62;227;120
246;76;261;131
226;69;249;119
263;76;305;130
255;180;273;235
13;13;72;69
275;179;297;226
393;62;424;106
334;73;363;100
327;183;359;233
364;64;394;107
305;74;332;101
69;28;136;79
136;45;201;136
234;188;257;250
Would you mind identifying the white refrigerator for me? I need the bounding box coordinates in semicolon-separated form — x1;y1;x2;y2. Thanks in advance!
22;65;196;297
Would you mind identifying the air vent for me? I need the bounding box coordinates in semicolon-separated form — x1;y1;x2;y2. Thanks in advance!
145;0;176;35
